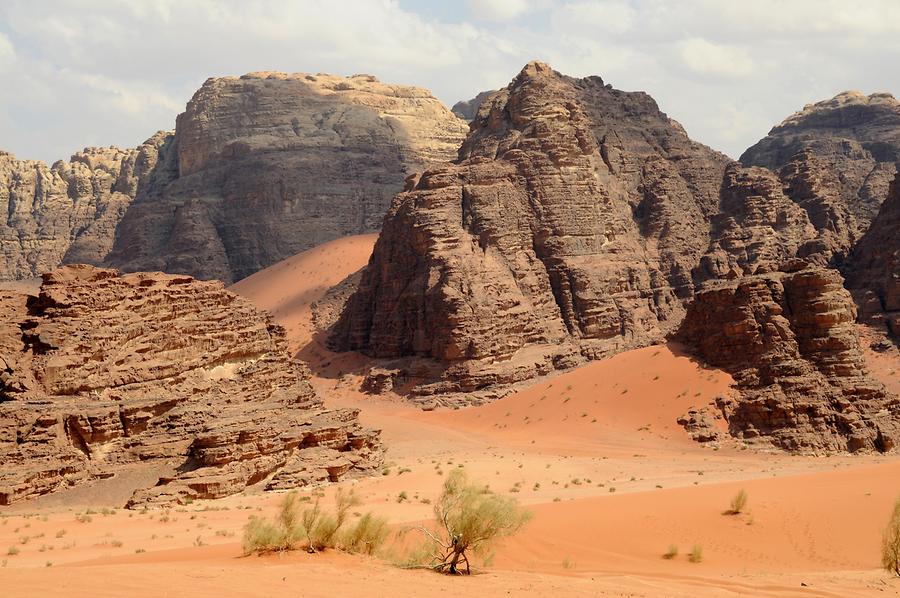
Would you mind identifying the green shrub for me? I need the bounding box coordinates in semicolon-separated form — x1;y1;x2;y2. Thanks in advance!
410;469;531;575
688;545;703;563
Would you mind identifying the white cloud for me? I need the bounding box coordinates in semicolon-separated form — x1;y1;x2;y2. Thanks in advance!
467;0;532;21
679;38;756;78
0;32;14;70
0;0;898;162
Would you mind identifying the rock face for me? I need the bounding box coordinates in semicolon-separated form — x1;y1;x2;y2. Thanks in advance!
694;164;818;283
679;263;899;453
741;91;900;258
0;265;381;506
451;90;498;121
331;62;730;403
0;136;168;281
105;72;468;283
846;172;900;338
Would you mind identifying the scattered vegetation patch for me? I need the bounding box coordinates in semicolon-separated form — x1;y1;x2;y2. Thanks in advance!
688;545;703;563
662;544;678;560
242;490;389;557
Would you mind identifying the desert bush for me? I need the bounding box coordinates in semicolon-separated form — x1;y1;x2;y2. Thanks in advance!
342;512;390;555
410;468;531;575
882;497;900;576
662;544;678;560
242;489;385;556
728;489;748;515
688;544;703;563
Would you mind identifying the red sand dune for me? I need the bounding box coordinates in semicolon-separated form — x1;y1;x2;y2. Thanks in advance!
3;235;899;597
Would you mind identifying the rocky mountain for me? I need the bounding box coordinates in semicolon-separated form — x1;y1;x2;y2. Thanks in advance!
1;72;467;284
846;172;900;338
105;72;468;283
0;265;381;506
331;61;731;404
0;136;168;281
679;261;898;453
741;91;900;258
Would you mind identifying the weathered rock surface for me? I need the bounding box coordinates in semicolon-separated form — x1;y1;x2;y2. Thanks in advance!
742;91;900;257
105;72;468;283
678;262;899;453
451;90;498;121
694;164;818;283
0;136;168;281
331;62;730;403
0;265;381;506
846;172;900;338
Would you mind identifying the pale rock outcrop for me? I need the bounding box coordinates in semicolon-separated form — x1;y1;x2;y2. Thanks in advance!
0;135;168;281
106;72;468;283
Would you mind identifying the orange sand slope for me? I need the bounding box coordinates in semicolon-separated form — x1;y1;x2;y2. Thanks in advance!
230;232;377;351
3;235;900;597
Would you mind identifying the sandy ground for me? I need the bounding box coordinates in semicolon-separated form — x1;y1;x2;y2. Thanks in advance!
2;234;899;597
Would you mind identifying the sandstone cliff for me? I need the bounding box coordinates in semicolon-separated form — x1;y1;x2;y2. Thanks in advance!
741;91;900;257
0;265;381;506
0;135;168;281
105;72;468;283
846;172;900;338
679;262;899;453
331;62;730;403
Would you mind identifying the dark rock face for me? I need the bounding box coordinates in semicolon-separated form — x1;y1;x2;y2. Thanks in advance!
694;164;817;283
846;172;900;338
0;135;168;281
742;91;900;258
679;263;899;453
0;265;381;507
105;72;468;283
331;62;730;403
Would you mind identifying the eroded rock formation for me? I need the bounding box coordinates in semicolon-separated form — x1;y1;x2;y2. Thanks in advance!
0;265;381;506
0;136;168;281
451;90;498;121
846;172;900;338
331;61;730;404
742;91;900;258
679;262;899;453
105;72;468;283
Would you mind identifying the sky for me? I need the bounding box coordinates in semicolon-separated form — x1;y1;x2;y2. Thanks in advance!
1;0;899;163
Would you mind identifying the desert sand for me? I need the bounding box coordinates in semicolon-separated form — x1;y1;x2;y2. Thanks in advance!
2;234;898;597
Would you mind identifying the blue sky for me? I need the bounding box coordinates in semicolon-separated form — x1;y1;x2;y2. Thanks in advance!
1;0;899;163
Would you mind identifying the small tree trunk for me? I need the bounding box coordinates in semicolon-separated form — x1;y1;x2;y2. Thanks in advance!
448;548;463;574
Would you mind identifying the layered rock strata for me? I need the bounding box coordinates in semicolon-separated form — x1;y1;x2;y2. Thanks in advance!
679;262;899;453
846;172;900;338
105;72;468;283
331;61;730;403
0;265;381;506
0;136;168;281
742;91;900;258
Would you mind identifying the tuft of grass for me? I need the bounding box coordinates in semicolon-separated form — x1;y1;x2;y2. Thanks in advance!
688;545;703;563
397;491;409;503
7;546;19;556
341;513;389;555
727;489;748;515
75;513;92;524
662;544;678;560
